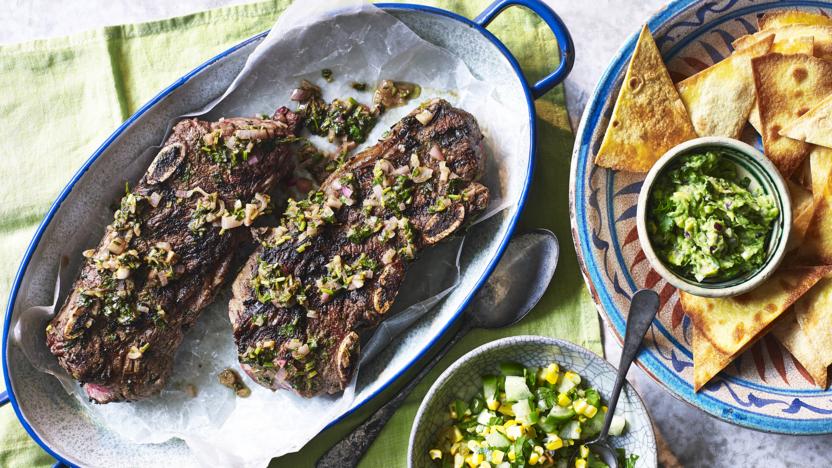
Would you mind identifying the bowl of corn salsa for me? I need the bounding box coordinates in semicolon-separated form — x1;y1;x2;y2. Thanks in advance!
408;336;656;468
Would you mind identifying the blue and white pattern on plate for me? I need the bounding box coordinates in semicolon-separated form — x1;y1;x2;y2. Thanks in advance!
570;0;832;435
408;336;657;467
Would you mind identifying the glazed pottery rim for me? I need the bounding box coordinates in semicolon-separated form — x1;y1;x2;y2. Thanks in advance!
407;335;657;467
568;0;832;435
635;136;792;298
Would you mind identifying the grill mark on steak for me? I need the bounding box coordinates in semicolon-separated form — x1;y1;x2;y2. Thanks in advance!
229;99;488;396
45;109;300;403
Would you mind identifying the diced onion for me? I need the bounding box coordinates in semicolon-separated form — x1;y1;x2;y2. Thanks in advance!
149;191;162;208
326;196;343;209
202;132;216;146
382;249;396;264
221;215;243;231
244;204;259;226
415;109;434;125
392;165;410;176
235;128;270;140
429;144;444;160
286;339;302;350
439;161;450;182
108;238;126;254
412;167;433;183
410;153;420;169
115;267;130;280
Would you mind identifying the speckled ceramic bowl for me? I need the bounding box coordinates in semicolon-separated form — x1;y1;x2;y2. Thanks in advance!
408;336;657;467
636;137;791;298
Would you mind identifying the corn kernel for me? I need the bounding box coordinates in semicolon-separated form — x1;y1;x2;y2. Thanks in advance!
534;446;544;455
545;435;564;451
529;453;540;465
507;448;517;462
430;449;443;460
601;405;608;413
544;363;559;384
491;450;505;464
573;399;588;415
504;419;519;428
580;445;590;458
564;371;581;385
453;427;464;442
486;398;500;411
498;404;515;417
557;393;571;407
465;453;483;468
506;424;524;440
575;459;587;468
584;405;598;418
451;442;461;455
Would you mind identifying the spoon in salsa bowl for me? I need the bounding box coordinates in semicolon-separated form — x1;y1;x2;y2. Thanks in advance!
573;289;659;468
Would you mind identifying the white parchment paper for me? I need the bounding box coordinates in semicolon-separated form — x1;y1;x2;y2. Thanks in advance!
13;1;528;466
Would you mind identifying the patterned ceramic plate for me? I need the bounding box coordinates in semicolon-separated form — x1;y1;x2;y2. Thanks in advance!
408;336;657;467
570;0;832;434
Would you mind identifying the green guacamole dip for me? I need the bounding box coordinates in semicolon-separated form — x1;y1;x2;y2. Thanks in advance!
646;150;779;282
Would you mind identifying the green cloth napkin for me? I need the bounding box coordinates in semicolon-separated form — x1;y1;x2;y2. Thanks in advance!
0;1;600;466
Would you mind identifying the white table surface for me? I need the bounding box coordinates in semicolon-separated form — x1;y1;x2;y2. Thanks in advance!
2;0;831;466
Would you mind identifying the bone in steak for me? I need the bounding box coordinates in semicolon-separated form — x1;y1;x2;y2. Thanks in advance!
46;109;300;403
229;99;489;396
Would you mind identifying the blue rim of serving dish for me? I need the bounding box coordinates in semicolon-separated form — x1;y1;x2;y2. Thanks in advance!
408;335;658;468
1;0;575;465
571;0;832;435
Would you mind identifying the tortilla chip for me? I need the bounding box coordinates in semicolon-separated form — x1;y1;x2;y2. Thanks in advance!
759;10;832;31
734;25;832;59
747;36;814;134
795;277;832;371
681;266;831;355
771;310;828;388
693;326;733;391
798;146;832;262
752;53;832;176
786;179;815;252
676;35;773;138
780;93;832;149
595;25;696;173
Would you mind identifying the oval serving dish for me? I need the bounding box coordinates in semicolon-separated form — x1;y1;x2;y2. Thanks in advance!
408;336;657;468
570;0;832;435
1;1;574;466
636;137;792;298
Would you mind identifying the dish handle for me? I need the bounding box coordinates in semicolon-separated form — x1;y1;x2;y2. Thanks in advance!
474;0;574;99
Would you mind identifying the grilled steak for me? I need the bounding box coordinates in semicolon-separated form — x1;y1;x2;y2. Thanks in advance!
46;109;300;403
229;99;489;396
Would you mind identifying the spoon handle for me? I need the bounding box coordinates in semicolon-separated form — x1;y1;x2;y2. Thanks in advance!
599;289;659;440
315;323;470;468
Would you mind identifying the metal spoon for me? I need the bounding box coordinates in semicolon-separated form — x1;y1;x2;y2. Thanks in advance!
316;229;559;468
576;289;659;468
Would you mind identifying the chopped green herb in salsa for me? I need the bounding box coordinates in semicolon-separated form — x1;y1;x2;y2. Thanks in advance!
647;150;779;282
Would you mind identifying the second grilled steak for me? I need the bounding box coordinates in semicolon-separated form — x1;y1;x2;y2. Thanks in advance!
229;99;489;396
46;109;300;403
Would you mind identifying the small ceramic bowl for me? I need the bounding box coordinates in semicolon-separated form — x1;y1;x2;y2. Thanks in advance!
407;336;657;467
636;137;791;298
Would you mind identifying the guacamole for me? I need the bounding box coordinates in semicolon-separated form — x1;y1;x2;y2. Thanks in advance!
646;150;779;282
